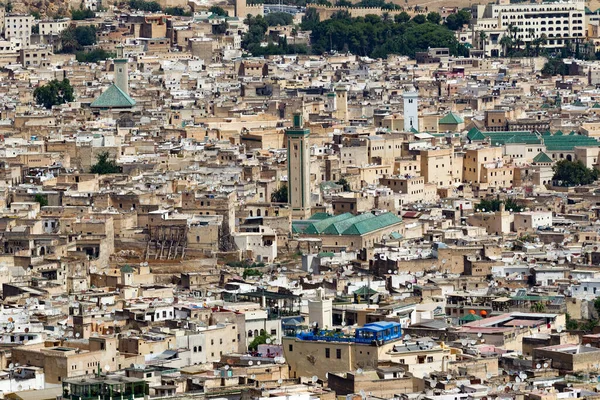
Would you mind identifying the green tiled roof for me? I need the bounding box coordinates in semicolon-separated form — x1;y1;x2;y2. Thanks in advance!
410;127;419;133
310;212;333;220
543;135;599;151
354;286;377;296
91;83;136;108
439;111;464;124
554;130;564;136
542;130;552;136
294;212;402;236
593;102;600;109
541;103;551;109
569;130;577;136
303;213;354;234
342;212;402;236
322;212;374;235
459;313;482;322
532;152;553;164
483;131;541;146
469;129;487;142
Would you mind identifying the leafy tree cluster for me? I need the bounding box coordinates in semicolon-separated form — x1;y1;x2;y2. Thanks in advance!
541;58;569;76
248;332;271;351
308;11;469;58
75;48;115;63
90;152;121;174
34;79;75;109
129;0;161;12
336;178;351;191
209;5;228;16
226;260;265;268
335;0;401;9
34;194;48;207
242;268;262;279
243;15;308;56
271;184;288;203
552;159;599;187
164;6;191;15
248;0;330;6
476;198;523;212
30;10;41;19
444;9;471;30
71;7;95;19
265;11;294;26
60;25;97;53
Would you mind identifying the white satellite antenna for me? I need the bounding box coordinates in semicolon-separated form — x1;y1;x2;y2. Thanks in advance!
312;375;318;383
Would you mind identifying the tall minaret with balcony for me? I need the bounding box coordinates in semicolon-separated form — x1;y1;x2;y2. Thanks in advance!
286;112;311;220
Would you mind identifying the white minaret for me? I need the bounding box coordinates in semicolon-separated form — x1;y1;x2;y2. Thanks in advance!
403;85;418;132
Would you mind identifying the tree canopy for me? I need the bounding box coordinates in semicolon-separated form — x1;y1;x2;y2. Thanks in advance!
129;0;161;12
90;152;121;174
541;58;569;76
76;48;115;63
271;184;288;203
243;15;308;55
208;5;228;16
265;11;294;26
444;9;471;30
34;79;74;109
552;159;599;187
60;25;97;53
164;6;191;15
308;12;469;58
71;7;95;20
476;198;523;212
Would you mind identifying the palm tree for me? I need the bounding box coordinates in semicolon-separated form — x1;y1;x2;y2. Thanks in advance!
499;35;513;56
479;31;488;55
530;301;546;313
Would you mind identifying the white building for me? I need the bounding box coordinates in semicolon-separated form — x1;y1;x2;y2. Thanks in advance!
38;18;69;36
514;211;553;231
571;279;600;299
232;226;277;263
4;14;34;49
472;0;585;56
403;86;418;132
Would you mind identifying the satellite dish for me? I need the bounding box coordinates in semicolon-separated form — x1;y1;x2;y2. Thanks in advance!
75;333;80;338
9;363;13;369
104;365;110;372
543;363;549;368
404;334;411;341
477;332;483;338
277;379;283;384
248;361;253;366
266;338;271;344
357;368;363;375
446;374;452;381
224;365;230;370
251;374;256;379
312;375;318;383
536;363;542;369
257;361;261;365
486;373;492;379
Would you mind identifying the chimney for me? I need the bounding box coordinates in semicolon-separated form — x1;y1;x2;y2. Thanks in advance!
114;58;129;95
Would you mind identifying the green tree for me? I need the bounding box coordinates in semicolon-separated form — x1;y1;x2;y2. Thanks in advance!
5;1;12;12
552;159;599;187
426;12;441;24
566;314;579;330
76;49;115;63
499;35;513;56
248;332;271;351
209;5;228;16
476;198;502;212
444;9;470;30
504;198;523;212
71;7;95;19
412;14;426;24
265;11;294;26
34;79;75;109
541;58;569;76
271;184;288;203
394;11;410;23
34;194;48;207
242;268;262;279
335;0;352;5
60;25;97;53
129;0;162;11
90;152;120;174
164;6;191;15
30;10;41;19
530;302;546;313
32;24;39;34
336;178;351;191
479;30;487;53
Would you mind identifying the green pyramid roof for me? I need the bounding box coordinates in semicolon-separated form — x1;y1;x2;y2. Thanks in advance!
541;103;550;109
410;126;419;133
554;130;564;136
569;130;577;136
459;313;483;322
353;286;377;296
573;100;585;107
593;102;600;109
532;152;553;164
542;130;552;136
439;111;464;124
91;83;136;108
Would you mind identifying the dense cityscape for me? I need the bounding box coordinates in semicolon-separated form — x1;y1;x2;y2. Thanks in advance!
0;0;599;399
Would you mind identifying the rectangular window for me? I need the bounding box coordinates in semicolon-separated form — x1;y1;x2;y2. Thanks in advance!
288;344;293;352
336;349;341;359
325;348;330;358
